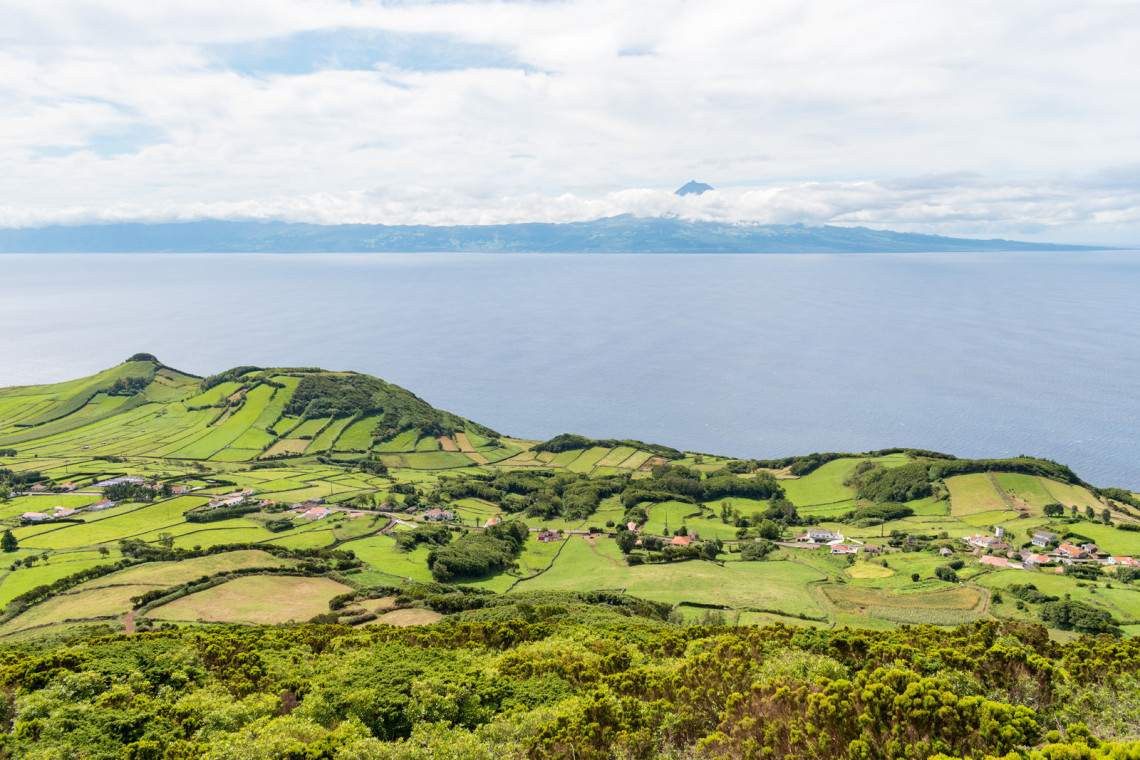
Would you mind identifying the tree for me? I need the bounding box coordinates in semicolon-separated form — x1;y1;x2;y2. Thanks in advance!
0;529;16;553
1102;508;1112;524
911;573;920;582
157;532;175;550
1071;505;1078;518
98;546;110;558
616;530;638;554
1043;503;1065;518
935;565;958;583
1085;506;1096;520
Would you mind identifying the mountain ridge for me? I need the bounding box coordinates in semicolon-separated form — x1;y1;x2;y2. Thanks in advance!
0;215;1101;253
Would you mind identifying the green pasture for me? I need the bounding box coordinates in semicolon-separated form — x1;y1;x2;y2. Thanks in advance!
946;474;1008;515
595;446;638;468
0;553;121;608
992;473;1053;511
334;415;380;452
779;458;860;506
522;536;825;616
566;447;612;474
375;430;420;453
339;534;436;583
1042;480;1105;510
639;501;700;536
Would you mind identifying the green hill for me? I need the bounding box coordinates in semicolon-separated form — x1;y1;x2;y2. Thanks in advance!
0;356;500;464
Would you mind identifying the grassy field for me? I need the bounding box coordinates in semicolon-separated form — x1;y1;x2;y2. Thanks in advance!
147;575;353;625
779;458;860;506
946;474;1009;516
993;473;1054;511
522;536;825;616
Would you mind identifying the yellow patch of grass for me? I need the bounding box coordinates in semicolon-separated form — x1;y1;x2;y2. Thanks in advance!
847;563;895;579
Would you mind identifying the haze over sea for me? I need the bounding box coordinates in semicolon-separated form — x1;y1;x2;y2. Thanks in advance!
2;251;1138;488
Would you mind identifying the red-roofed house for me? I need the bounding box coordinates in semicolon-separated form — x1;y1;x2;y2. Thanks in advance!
484;517;501;528
301;506;330;520
538;530;562;542
830;544;859;555
980;555;1010;569
1108;556;1140;567
670;535;691;547
20;512;48;522
1023;553;1052;565
1056;542;1087;560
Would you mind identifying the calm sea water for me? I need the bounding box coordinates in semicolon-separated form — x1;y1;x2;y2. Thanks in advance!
1;251;1138;488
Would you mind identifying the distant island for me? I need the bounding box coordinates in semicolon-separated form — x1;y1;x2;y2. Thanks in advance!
0;215;1100;253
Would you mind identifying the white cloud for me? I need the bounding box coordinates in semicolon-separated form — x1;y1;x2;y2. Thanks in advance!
0;0;1139;241
2;175;1138;245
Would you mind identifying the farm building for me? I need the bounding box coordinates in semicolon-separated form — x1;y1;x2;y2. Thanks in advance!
58;482;77;491
484;517;501;528
804;528;837;543
538;530;563;543
300;506;330;520
1022;552;1052;565
940;547;954;557
423;508;453;522
1032;531;1059;548
52;507;77;517
88;499;116;511
1107;556;1140;567
1055;542;1087;560
829;544;859;555
670;535;692;547
19;512;48;522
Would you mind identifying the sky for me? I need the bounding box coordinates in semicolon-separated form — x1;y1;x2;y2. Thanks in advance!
1;0;1139;243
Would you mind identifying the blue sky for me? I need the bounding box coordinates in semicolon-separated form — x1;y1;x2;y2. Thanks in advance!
1;0;1138;243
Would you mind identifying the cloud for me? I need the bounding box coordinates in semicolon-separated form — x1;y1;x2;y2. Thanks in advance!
0;0;1138;241
2;174;1138;244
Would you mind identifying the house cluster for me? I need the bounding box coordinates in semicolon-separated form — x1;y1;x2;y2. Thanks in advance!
793;527;864;555
299;505;330;520
960;527;1140;571
144;482;193;495
537;529;563;542
92;476;143;488
18;505;79;523
286;498;331;520
206;488;256;509
423;507;454;522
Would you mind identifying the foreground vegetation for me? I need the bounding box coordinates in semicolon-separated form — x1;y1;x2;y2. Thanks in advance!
4;615;1140;760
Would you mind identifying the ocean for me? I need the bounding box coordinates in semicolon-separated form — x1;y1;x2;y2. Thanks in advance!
1;251;1138;488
